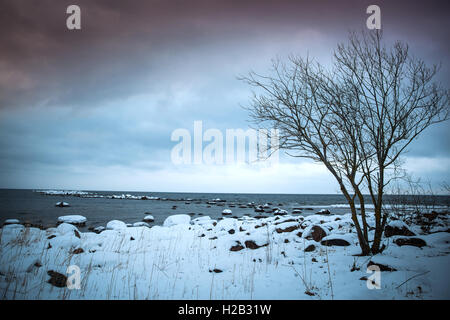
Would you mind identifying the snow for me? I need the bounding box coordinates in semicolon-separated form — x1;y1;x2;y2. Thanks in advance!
0;211;449;300
222;209;232;214
163;214;191;227
57;215;87;225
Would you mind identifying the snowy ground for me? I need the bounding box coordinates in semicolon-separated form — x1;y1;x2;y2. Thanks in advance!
0;212;449;299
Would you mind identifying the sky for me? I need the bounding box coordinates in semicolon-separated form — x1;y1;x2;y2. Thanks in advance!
0;0;449;194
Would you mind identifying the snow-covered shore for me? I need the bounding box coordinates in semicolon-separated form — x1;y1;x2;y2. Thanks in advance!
0;212;448;299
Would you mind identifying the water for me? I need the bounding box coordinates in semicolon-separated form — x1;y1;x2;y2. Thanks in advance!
0;189;448;231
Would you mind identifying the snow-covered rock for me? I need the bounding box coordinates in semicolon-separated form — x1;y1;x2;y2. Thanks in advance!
163;214;191;227
274;209;288;216
133;222;150;228
4;219;20;225
385;220;415;237
56;223;79;235
143;215;154;222
55;202;70;207
222;209;232;215
106;220;127;231
57;215;87;225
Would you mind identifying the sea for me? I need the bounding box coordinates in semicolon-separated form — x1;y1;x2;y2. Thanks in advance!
0;189;448;231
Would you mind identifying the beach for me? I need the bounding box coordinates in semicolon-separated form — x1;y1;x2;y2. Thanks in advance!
1;206;449;299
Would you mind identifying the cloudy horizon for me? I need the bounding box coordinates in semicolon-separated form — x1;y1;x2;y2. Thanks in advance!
0;0;449;194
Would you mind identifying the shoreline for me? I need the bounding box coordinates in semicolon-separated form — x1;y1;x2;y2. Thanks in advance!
0;210;449;299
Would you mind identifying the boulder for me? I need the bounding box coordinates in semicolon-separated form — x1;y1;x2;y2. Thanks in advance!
321;238;351;246
133;222;150;228
274;209;288;216
275;224;300;233
57;215;87;226
316;209;331;215
163;214;191;227
47;270;67;287
55;202;70;207
367;260;397;272
244;240;268;250
394;237;427;248
143;215;155;222
222;209;232;215
230;242;245;252
304;244;316;252
320;234;352;247
106;220;127;231
56;223;79;235
304;225;328;242
385;221;415;237
3;219;20;225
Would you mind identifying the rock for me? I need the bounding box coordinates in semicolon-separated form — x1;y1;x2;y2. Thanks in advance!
244;240;268;250
209;269;223;273
3;219;20;225
228;229;235;234
47;270;67;287
367;260;397;272
230;242;245;251
57;215;87;226
274;209;288;216
306;225;328;242
254;206;265;213
304;244;316;252
74;230;81;238
133;222;150;228
385;221;415;237
316;209;331;215
72;248;84;254
143;215;155;222
93;226;105;233
106;220;127;231
163;214;190;227
394;237;427;248
292;209;302;214
321;238;351;246
55;202;70;207
275;224;300;233
56;223;79;235
222;209;232;215
423;211;438;221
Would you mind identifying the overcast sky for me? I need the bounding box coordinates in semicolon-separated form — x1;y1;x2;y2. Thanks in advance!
0;0;449;193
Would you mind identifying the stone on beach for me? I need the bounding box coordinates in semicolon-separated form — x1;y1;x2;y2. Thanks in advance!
163;214;191;227
133;222;150;228
143;215;155;222
384;221;415;237
57;215;87;226
106;220;127;231
55;202;70;207
222;209;232;215
4;219;20;225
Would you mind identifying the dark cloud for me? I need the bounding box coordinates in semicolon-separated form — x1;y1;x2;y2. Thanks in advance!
0;0;448;191
1;0;448;109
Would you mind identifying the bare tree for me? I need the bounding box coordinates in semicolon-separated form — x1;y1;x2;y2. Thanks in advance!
240;31;449;255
